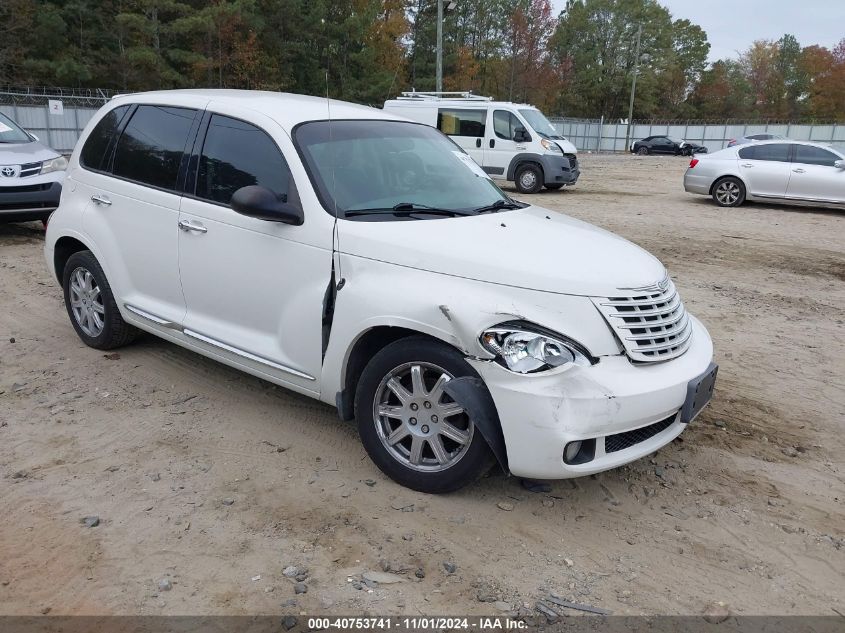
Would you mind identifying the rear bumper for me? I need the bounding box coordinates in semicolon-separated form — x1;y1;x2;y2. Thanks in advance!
683;172;711;195
0;180;62;221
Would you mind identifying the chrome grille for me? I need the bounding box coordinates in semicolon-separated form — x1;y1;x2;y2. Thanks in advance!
20;162;41;177
594;277;692;362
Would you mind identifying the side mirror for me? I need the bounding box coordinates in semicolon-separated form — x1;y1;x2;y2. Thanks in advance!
513;127;530;143
231;185;303;225
835;160;845;169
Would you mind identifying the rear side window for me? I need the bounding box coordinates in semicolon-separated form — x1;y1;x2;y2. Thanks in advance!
112;105;196;191
196;115;291;205
80;105;130;171
738;144;791;162
437;108;486;137
794;145;839;167
493;110;521;140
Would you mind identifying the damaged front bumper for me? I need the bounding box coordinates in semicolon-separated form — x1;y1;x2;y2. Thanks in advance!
466;316;714;479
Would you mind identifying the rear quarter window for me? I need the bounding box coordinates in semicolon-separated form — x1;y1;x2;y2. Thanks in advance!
80;105;130;171
111;105;197;191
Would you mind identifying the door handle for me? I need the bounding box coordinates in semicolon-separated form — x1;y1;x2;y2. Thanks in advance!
792;168;806;174
489;139;495;148
178;220;207;234
740;163;753;168
91;194;112;206
475;138;481;148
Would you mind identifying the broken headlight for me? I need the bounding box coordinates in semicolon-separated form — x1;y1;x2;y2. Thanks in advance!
480;323;592;374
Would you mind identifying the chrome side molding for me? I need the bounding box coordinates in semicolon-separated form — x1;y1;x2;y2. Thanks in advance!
124;304;181;329
183;328;316;381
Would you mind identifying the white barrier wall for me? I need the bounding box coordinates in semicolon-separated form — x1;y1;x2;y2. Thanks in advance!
550;118;845;153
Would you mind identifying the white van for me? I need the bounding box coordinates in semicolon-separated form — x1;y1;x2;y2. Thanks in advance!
384;91;579;193
45;89;715;494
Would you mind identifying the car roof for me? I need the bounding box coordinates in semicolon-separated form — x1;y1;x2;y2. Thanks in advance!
111;89;408;132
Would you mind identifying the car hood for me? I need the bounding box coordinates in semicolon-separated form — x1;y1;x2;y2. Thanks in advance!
337;205;666;297
0;141;60;164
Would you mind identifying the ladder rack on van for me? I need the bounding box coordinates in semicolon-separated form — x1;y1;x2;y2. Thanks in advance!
396;90;492;102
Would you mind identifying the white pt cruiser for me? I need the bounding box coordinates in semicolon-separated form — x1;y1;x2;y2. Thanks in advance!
45;90;717;493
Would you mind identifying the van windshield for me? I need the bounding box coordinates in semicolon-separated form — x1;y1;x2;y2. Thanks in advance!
518;109;561;140
294;120;514;219
0;113;33;144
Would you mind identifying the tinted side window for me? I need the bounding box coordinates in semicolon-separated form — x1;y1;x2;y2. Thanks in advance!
196;115;290;205
738;146;756;159
493;110;520;140
80;105;130;171
112;105;196;190
794;145;839;167
437;109;486;137
749;144;791;162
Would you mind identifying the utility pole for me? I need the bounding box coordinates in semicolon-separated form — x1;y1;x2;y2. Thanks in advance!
624;24;643;153
436;0;444;92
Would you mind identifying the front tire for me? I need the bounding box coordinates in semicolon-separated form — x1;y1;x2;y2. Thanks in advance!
515;163;543;194
636;147;649;156
355;337;495;493
62;250;139;350
711;177;746;207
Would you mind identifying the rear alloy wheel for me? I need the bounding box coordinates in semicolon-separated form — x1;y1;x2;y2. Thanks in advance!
515;163;543;194
637;147;649;156
63;250;139;350
712;177;746;207
355;337;494;493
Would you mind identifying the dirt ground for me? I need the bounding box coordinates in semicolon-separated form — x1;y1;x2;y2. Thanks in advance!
1;154;843;619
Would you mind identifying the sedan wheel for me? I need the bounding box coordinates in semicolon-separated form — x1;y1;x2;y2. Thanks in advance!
637;147;649;156
712;177;746;207
373;362;473;473
69;267;105;337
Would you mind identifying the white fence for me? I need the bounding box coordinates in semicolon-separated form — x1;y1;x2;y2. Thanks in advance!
550;118;845;153
0;103;103;154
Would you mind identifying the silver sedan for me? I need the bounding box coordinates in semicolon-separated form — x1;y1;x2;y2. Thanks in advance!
683;141;845;208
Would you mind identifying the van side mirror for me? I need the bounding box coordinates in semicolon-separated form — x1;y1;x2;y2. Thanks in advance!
513;127;530;143
231;185;304;225
835;160;845;169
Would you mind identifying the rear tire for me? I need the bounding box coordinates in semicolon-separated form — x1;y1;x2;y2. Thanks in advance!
545;183;564;190
62;250;139;350
355;337;495;493
515;163;543;194
711;177;746;207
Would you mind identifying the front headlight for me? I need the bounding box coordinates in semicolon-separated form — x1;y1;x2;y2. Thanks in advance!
540;138;562;154
40;156;68;175
480;323;592;374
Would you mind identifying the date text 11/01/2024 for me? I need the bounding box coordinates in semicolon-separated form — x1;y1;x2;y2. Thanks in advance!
306;617;527;630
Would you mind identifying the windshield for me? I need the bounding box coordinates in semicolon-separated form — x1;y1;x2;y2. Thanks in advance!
518;108;560;139
294;120;511;219
0;113;33;144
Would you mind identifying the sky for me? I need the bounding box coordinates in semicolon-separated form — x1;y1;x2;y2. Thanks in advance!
550;0;845;62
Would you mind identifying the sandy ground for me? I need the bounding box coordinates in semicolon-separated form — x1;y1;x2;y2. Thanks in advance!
1;154;843;619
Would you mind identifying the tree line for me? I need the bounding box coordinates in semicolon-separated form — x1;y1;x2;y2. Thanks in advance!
1;0;843;121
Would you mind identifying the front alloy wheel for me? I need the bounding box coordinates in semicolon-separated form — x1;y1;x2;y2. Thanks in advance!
373;362;473;472
355;337;495;493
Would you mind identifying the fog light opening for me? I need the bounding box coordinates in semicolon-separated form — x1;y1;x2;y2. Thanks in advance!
563;438;596;465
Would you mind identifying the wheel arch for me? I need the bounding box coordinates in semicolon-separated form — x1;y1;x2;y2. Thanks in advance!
336;325;452;421
708;173;746;196
506;154;545;182
54;235;93;283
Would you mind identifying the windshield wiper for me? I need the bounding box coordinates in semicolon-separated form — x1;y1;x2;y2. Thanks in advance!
471;199;524;214
345;202;474;218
